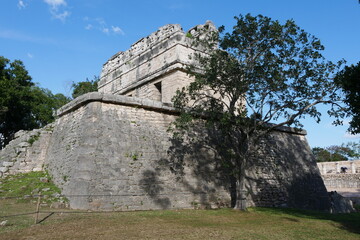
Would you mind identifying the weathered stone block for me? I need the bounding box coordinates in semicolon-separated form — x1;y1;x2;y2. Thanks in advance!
14;130;26;139
2;162;14;167
18;142;30;148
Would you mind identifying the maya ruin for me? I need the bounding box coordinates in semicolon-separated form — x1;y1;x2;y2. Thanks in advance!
0;21;340;212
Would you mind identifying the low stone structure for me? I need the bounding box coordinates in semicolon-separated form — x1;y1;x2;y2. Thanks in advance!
317;160;360;175
317;161;360;205
0;125;53;177
0;22;333;212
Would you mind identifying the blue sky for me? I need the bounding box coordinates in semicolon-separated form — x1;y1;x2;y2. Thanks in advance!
0;0;359;148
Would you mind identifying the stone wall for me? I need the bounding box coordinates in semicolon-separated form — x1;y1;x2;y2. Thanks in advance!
0;92;330;211
41;93;329;211
317;161;360;190
46;93;230;210
321;173;360;189
0;125;53;177
98;21;215;103
317;160;360;175
317;161;360;205
245;131;329;210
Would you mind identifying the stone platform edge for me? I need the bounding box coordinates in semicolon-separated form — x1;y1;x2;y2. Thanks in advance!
56;92;307;136
56;92;177;117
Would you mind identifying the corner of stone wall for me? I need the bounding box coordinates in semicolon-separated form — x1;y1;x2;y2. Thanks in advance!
0;123;55;178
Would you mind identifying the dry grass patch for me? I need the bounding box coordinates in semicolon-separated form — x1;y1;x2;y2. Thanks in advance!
1;202;360;240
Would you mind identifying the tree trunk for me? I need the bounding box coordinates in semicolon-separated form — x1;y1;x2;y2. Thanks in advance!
233;174;247;210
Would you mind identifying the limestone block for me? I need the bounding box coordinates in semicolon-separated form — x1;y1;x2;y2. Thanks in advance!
330;191;355;213
29;131;40;137
18;142;30;148
15;147;27;154
14;130;27;138
2;162;14;167
17;157;26;162
0;167;8;173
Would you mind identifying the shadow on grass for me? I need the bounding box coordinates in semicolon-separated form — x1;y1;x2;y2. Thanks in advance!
252;207;360;235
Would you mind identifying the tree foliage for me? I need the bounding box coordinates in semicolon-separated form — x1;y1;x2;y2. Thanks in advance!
0;56;70;149
312;141;360;162
335;61;360;134
171;14;344;210
71;76;99;99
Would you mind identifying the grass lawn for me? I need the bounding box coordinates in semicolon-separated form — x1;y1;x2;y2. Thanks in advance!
1;200;359;240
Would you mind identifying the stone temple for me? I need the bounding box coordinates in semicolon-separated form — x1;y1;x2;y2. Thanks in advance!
0;22;332;211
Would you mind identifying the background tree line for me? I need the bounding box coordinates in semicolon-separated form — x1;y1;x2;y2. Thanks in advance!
312;141;360;162
0;56;98;149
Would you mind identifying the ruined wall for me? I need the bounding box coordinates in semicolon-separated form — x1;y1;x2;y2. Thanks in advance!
0;92;330;211
39;93;329;211
246;132;329;210
46;93;230;210
98;22;215;103
317;160;360;175
321;173;360;190
317;161;360;196
0;125;53;178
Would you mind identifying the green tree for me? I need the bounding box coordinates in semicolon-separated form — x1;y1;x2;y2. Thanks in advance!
0;56;70;149
52;93;71;110
30;87;71;127
335;61;360;134
171;14;344;210
312;147;332;162
313;146;348;162
71;76;99;99
0;56;35;148
313;142;360;162
343;141;360;159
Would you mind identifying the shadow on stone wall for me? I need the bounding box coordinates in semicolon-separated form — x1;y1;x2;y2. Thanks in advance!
138;124;233;209
139;169;171;209
159;125;234;208
138;122;331;211
246;132;331;211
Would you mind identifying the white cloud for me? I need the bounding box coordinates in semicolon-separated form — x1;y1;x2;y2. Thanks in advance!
43;0;67;8
84;17;124;36
111;26;125;35
27;53;34;59
43;0;70;22
52;10;70;22
95;18;106;26
85;24;93;30
17;0;27;9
